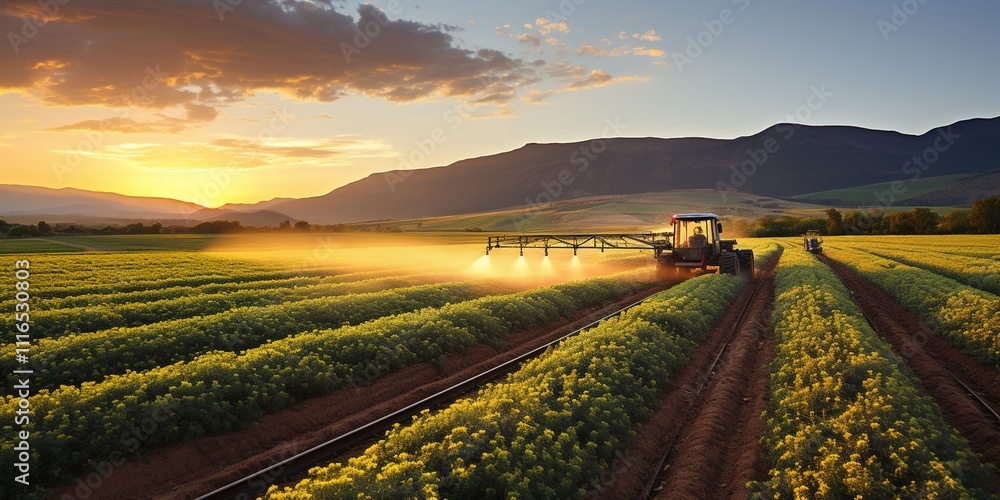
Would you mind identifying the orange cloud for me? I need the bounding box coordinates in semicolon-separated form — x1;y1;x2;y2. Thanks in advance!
0;1;539;129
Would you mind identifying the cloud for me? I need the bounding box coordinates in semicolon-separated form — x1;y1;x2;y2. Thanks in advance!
523;89;554;105
64;136;397;169
0;1;538;127
632;47;666;57
524;67;650;104
577;44;666;58
537;21;570;35
516;33;541;46
618;29;662;42
566;70;615;89
50;117;188;134
49;103;219;133
635;30;662;41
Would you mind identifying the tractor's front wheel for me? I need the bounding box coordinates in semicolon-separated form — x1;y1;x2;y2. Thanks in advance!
719;252;740;276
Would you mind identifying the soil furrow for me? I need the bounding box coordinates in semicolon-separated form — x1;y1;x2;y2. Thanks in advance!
821;255;1000;487
596;256;778;500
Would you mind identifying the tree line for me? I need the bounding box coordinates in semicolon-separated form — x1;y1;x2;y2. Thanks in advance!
0;219;397;237
746;196;1000;237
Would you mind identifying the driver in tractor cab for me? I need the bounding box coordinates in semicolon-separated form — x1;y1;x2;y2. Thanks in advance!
689;226;708;248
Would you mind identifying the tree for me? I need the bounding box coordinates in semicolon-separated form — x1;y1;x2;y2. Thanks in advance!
191;220;242;234
293;220;310;231
37;221;52;236
936;211;971;234
825;208;843;236
970;196;1000;234
909;208;939;234
8;225;40;237
887;212;914;234
279;220;291;230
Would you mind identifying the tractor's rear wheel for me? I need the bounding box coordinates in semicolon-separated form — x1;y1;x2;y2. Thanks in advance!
719;252;740;276
737;250;754;280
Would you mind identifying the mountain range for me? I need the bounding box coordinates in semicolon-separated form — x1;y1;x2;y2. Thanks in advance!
2;116;998;226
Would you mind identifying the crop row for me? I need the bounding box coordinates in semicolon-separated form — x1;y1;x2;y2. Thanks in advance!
265;273;745;499
11;253;297;286
27;269;386;310
832;235;1000;251
7;253;389;300
827;244;1000;370
0;274;650;492
841;244;1000;296
6;281;496;391
750;247;990;498
30;271;437;336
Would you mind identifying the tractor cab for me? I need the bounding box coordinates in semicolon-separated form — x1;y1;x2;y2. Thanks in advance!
660;213;753;278
671;213;723;263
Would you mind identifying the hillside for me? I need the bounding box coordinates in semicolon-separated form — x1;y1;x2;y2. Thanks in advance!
0;185;298;227
268;117;1000;223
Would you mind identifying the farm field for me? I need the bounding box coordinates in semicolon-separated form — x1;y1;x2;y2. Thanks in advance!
2;233;999;498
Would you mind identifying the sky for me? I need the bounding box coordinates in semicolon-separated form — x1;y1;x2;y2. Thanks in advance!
1;0;998;207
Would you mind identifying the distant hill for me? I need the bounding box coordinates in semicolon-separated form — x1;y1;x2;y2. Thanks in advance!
0;185;204;219
201;209;298;227
4;116;998;226
267;116;1000;223
0;185;297;227
383;190;834;233
792;170;1000;207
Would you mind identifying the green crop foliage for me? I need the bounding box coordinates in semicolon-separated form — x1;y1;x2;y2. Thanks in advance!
265;272;747;499
750;247;991;499
827;244;1000;370
0;274;648;496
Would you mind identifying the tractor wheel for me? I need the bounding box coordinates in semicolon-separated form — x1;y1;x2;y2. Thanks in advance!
737;250;754;280
719;252;740;276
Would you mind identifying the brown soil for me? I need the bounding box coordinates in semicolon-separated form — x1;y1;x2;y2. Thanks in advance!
49;281;678;500
596;255;779;500
821;256;1000;488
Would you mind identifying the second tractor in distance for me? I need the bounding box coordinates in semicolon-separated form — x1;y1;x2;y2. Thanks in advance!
803;229;823;254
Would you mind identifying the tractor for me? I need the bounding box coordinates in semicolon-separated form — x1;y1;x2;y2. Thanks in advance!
486;213;754;279
803;229;823;254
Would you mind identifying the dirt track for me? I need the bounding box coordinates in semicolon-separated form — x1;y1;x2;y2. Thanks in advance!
596;255;779;500
49;281;677;500
822;255;1000;490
